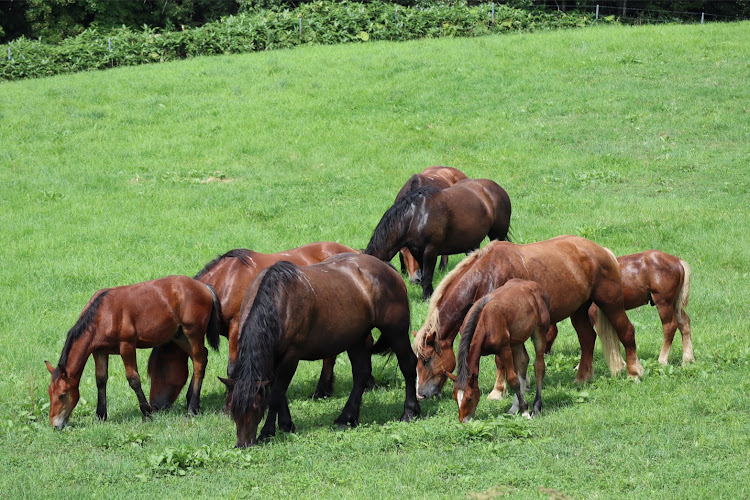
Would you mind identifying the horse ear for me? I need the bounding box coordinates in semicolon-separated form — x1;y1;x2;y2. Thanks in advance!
444;371;457;382
218;376;235;389
45;360;55;374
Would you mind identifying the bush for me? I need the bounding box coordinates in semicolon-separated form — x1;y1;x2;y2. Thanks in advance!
0;1;612;81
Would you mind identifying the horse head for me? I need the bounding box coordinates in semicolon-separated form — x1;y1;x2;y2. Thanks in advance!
415;331;456;399
46;360;80;430
446;371;479;423
222;377;270;448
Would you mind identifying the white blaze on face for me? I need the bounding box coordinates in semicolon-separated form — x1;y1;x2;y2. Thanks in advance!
456;390;464;408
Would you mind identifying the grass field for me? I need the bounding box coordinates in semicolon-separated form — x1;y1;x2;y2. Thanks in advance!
1;21;749;499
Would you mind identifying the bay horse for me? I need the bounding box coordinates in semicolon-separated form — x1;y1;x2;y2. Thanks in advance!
148;242;356;410
45;275;223;429
395;166;468;282
413;235;645;400
446;279;551;422
221;254;420;448
365;178;511;300
546;250;693;365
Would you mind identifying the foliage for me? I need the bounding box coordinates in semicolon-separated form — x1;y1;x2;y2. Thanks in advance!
1;1;613;81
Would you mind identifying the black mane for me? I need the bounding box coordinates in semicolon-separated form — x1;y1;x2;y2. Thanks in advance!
229;261;302;417
194;248;256;279
364;185;441;259
456;295;491;388
58;290;109;369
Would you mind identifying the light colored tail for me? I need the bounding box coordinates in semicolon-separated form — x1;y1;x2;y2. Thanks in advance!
675;260;691;322
597;308;627;376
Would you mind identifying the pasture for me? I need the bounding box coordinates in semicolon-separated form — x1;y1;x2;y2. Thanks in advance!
1;21;749;498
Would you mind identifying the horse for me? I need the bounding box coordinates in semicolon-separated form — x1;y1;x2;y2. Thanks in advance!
147;242;357;410
546;250;693;365
221;254;420;448
412;235;645;400
394;166;468;283
45;275;223;429
445;279;550;422
365;178;511;300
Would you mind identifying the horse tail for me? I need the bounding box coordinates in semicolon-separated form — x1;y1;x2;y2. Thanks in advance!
370;334;393;356
595;247;627;376
204;284;223;351
675;259;691;322
456;295;491;388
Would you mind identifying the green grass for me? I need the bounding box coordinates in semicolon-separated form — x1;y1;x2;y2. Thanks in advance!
1;21;749;498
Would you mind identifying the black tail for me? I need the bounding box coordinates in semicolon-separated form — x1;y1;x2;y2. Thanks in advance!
205;284;224;351
370;334;394;356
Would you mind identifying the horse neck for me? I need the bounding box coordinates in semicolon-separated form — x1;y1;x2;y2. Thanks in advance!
59;330;94;381
365;204;415;261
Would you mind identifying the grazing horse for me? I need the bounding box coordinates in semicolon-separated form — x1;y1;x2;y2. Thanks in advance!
365;178;511;300
222;254;420;448
147;242;356;409
413;235;644;400
45;276;223;429
546;250;693;365
395;166;468;282
446;280;550;422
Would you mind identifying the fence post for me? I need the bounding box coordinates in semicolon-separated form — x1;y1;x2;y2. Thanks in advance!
108;37;112;52
701;12;704;24
299;17;302;36
7;44;10;61
492;3;495;26
596;5;599;21
395;7;398;22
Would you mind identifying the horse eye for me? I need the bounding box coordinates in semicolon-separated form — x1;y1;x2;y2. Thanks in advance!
59;393;67;401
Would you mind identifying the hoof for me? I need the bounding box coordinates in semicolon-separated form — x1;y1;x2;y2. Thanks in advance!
311;389;332;400
486;389;506;401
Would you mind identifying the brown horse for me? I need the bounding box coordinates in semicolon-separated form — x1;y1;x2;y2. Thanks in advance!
395;166;468;282
546;250;693;365
148;242;356;409
221;254;420;448
446;279;550;422
413;235;644;399
365;178;511;300
45;276;223;429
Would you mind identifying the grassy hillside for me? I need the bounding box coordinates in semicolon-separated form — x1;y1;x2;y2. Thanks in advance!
1;22;748;498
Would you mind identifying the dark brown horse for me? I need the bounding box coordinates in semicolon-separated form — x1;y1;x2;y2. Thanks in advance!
395;166;468;282
365;178;511;300
446;279;550;422
148;242;356;410
413;235;644;399
222;254;420;448
45;276;223;429
546;250;693;365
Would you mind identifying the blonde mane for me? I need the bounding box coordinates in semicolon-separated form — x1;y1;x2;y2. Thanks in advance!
412;243;497;355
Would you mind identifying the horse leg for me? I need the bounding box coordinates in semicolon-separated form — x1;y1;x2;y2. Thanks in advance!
419;247;439;300
312;357;336;399
677;310;694;364
487;355;507;400
259;358;299;441
501;342;524;415
655;300;678;365
544;324;559;354
438;254;449;272
185;341;208;415
381;325;421;421
508;343;530;416
570;307;596;383
93;350;109;421
530;327;547;417
119;343;153;418
334;342;372;428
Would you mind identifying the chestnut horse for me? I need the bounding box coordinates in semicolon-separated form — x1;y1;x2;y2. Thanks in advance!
148;242;356;409
365;178;511;300
395;166;468;282
45;276;223;429
447;280;550;422
413;235;644;399
546;250;693;365
222;254;420;448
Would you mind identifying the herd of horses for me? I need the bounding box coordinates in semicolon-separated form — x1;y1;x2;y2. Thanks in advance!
45;166;693;448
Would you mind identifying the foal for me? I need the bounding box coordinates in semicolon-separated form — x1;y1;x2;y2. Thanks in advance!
447;279;550;422
46;275;223;429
